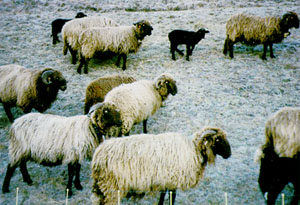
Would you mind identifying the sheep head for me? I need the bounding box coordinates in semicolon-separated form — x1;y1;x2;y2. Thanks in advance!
194;127;231;164
281;12;299;32
196;28;210;39
89;102;122;135
134;20;153;40
75;12;87;18
41;69;67;91
154;73;178;101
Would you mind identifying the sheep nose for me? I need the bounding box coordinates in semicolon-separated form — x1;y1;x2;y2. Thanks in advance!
60;85;67;91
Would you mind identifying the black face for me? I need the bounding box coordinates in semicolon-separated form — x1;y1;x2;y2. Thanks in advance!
100;107;122;128
136;21;153;38
283;12;299;29
52;72;67;91
75;12;87;18
165;79;178;96
213;136;231;159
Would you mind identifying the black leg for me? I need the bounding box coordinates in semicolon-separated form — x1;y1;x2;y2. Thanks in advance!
262;43;267;60
83;59;89;74
74;163;83;190
223;38;228;55
66;163;75;197
2;163;18;193
186;45;190;61
77;56;86;74
70;49;77;65
20;161;33;185
158;190;166;205
170;45;176;61
3;103;14;122
143;119;148;133
269;43;275;58
228;40;234;58
122;54;127;71
175;48;184;56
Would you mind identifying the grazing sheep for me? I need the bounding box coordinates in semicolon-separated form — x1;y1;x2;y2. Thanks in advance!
2;102;122;197
51;12;86;45
255;107;300;204
223;12;299;60
104;73;177;136
91;127;231;205
0;64;67;122
62;16;119;64
168;28;209;61
77;20;153;74
84;74;136;114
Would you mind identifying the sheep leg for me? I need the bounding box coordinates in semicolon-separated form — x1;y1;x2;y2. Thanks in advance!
70;49;77;64
66;163;75;197
223;38;228;55
74;163;83;190
158;191;166;205
20;160;33;185
2;163;18;193
262;43;268;60
175;48;184;56
228;40;234;58
170;44;177;60
78;56;89;74
269;43;275;58
122;54;127;71
143;119;148;133
3;103;14;122
186;45;191;61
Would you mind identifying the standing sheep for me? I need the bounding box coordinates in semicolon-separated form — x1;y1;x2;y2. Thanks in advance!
77;20;153;74
255;107;300;204
223;12;299;60
62;16;119;64
104;73;177;136
84;74;136;114
0;64;67;122
2;102;122;197
51;12;87;45
168;28;209;61
91;127;231;205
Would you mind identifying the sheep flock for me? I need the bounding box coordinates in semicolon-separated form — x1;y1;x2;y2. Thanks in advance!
0;1;300;205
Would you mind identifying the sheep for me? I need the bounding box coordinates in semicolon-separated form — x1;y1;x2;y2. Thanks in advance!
77;20;153;74
103;73;177;136
255;107;300;204
223;12;299;60
84;74;136;115
91;127;231;205
62;16;119;64
0;64;67;122
168;28;209;61
51;12;87;45
2;102;122;197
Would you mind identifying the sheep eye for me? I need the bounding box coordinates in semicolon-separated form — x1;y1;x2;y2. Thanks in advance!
104;109;108;114
166;81;169;84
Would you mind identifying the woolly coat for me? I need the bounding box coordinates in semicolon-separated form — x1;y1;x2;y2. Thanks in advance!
79;25;141;59
62;16;119;53
264;107;300;158
9;113;100;166
104;80;162;135
226;14;284;44
91;132;210;204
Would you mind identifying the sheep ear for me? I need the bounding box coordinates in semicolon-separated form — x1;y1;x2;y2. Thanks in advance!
41;70;54;85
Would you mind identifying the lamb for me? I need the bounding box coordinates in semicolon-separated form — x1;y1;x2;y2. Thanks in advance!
255;107;300;204
84;74;136;114
103;73;177;136
223;12;299;60
51;12;86;45
77;20;153;74
91;127;231;204
2;102;122;197
168;28;209;61
0;64;67;122
62;16;119;64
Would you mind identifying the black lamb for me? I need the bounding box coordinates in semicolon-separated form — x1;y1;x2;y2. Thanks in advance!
168;28;209;61
51;12;86;45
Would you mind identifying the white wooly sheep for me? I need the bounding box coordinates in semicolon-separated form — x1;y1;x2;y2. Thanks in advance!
61;16;119;64
77;20;153;74
2;102;122;197
91;127;231;204
104;73;177;136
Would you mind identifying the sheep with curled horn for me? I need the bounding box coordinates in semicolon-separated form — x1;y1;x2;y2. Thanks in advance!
0;64;67;122
223;11;299;60
103;73;177;136
91;127;231;205
2;102;122;197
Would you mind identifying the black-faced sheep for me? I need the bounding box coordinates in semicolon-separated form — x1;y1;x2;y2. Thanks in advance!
223;12;299;60
2;102;122;197
77;20;153;74
0;64;67;122
255;107;300;204
104;73;177;136
51;12;87;45
168;28;209;61
91;127;231;204
62;16;119;64
84;74;136;114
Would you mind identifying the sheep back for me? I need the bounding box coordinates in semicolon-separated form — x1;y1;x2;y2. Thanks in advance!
104;80;162;134
84;74;136;114
79;25;140;59
91;133;204;203
265;107;300;158
226;14;283;44
9;113;98;166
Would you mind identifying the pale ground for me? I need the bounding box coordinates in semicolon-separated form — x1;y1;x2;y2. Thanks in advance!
0;0;300;204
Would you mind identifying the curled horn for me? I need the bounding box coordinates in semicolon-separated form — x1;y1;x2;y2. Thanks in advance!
41;70;54;85
200;129;217;138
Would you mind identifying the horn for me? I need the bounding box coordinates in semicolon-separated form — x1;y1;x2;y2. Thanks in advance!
200;129;217;138
41;70;54;85
88;103;104;116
